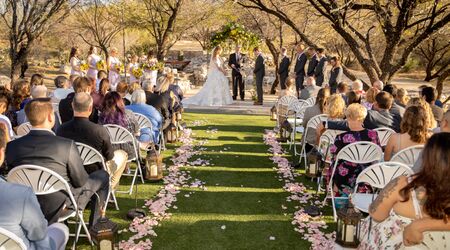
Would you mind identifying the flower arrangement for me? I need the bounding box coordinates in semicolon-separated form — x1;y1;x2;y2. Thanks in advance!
142;61;164;71
80;60;89;71
132;67;143;78
116;63;125;73
96;59;106;70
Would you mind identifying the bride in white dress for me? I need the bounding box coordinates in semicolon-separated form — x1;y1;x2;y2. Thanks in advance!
183;46;233;106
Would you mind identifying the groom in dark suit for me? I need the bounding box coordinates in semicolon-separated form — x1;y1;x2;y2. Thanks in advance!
278;47;290;90
228;45;245;101
253;47;265;105
294;44;307;97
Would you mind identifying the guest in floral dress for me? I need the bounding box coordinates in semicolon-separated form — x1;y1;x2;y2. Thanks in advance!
328;103;380;197
358;133;450;249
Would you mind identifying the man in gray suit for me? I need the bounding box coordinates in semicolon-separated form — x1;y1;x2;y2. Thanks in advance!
0;127;69;250
278;47;290;91
314;48;327;86
253;47;265;105
294;44;307;96
299;77;321;100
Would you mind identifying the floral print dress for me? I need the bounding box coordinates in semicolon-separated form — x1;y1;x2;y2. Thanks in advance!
327;129;380;197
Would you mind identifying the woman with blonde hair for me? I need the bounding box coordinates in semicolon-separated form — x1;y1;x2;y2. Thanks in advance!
407;97;437;129
182;46;232;106
396;88;409;108
327;94;346;120
363;87;380;110
107;47;121;91
384;105;430;161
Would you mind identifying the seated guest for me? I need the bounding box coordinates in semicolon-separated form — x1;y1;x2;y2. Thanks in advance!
363;87;379;110
383;84;405;117
327;94;346;120
337;81;349;104
12;79;31;110
92;78;109;110
359;132;450;249
0;128;69;250
96;70;108;91
128;82;141;96
116;81;131;105
324;91;402;132
328;103;380;198
347;90;362;105
372;80;384;91
59;76;99;123
407;97;437;129
352;79;365;97
57;93;127;190
384;106;429;161
299;76;320;100
168;79;184;103
17;85;48;125
99;92;139;160
279;78;296;97
126;89;162;144
50;75;73;102
0;94;15;138
302;88;330;152
143;80;170;123
155;74;178;115
6;98;109;226
412;110;450;172
396;88;409;108
421;86;443;123
30;73;44;86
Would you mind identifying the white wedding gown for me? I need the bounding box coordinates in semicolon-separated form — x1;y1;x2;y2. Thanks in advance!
183;56;233;107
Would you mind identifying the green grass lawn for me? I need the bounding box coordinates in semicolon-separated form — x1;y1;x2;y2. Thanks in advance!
76;112;335;249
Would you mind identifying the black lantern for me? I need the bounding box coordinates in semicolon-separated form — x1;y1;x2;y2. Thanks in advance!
336;203;363;248
145;147;163;181
165;121;178;143
278;119;292;142
89;211;118;250
306;150;321;178
270;105;277;121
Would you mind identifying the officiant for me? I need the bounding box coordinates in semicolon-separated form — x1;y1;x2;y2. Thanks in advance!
228;45;245;101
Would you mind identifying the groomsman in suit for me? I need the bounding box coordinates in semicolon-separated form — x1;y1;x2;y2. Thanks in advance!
253;47;265;105
306;47;318;77
294;44;307;96
228;45;245;101
278;47;290;91
314;48;327;86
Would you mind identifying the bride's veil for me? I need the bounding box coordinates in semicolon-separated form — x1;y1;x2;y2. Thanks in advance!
208;47;219;74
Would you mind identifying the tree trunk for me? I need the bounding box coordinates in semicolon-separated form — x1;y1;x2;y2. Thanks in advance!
436;68;450;100
9;46;29;83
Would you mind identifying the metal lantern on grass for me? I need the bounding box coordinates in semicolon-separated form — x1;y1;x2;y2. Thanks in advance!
279;119;292;142
145;147;163;181
336;203;363;248
89;211;118;250
306;151;321;178
270;105;277;121
166;120;178;143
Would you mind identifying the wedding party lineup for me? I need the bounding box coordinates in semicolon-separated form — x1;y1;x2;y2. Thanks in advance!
0;0;449;249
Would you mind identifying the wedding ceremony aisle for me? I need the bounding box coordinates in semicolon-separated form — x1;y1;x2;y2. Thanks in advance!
76;112;333;249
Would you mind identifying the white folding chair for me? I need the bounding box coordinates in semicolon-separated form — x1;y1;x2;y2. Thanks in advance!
7;165;93;249
104;124;144;195
374;127;396;148
316;129;346;193
351;162;413;213
286;100;309;151
391;145;424;167
298;114;328;165
305;96;316;106
134;113;160;152
324;141;383;221
0;227;26;250
418;231;450;249
16;123;32;137
76;142;119;211
275;96;298;129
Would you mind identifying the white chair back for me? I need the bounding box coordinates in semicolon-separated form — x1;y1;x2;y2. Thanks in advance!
16;123;32;137
0;227;26;250
306;114;327;130
305;96;315;106
134;113;154;131
318;129;346;163
418;231;450;249
391;145;424;167
287;100;309;118
277;95;298;108
355;162;413;189
374;127;396;147
334;141;383;165
76;142;106;169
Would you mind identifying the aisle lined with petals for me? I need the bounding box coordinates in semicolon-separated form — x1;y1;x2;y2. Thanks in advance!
149;113;310;249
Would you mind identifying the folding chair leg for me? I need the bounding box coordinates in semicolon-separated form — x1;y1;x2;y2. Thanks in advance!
111;191;119;210
332;197;337;222
128;168;138;195
136;160;144;184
